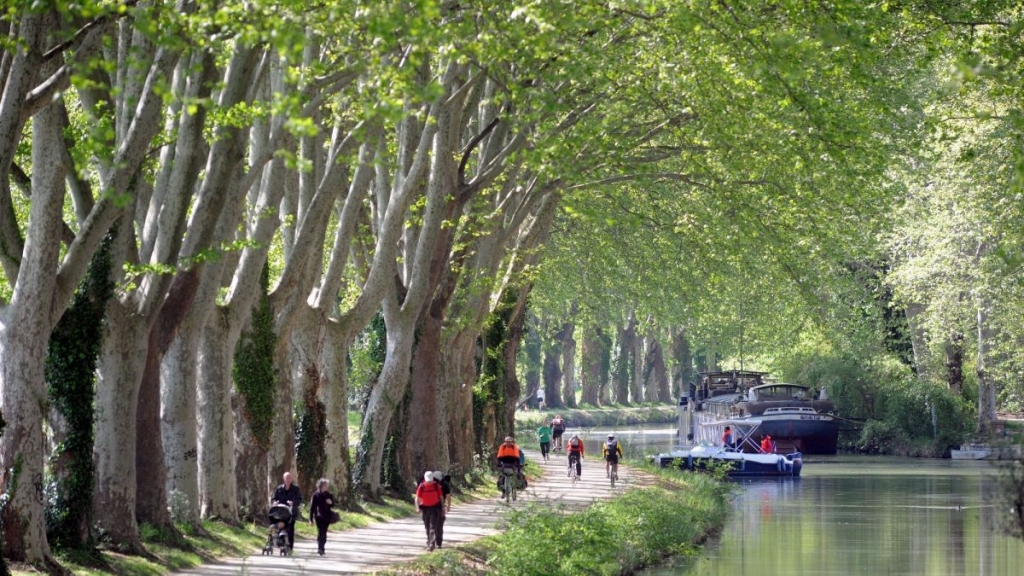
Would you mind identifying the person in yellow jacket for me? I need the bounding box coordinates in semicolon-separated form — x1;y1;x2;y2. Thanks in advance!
602;433;623;479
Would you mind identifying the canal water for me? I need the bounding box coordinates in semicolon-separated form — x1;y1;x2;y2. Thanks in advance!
563;425;1024;575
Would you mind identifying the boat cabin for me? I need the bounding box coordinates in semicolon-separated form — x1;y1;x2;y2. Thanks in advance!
747;383;814;401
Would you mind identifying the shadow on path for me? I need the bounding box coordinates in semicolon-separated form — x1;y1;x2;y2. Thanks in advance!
176;449;656;575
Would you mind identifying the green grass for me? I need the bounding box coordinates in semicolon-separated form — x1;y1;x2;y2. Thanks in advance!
380;460;729;576
14;491;466;576
10;520;268;576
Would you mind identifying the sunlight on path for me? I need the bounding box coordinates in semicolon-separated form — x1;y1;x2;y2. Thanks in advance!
177;449;653;575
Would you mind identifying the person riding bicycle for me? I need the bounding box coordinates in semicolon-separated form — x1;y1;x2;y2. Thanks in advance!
566;433;585;478
496;436;523;497
603;433;623;479
550;414;566;449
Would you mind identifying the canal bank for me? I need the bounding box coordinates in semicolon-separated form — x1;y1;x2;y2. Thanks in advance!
515;404;678;429
380;456;730;576
642;455;1024;576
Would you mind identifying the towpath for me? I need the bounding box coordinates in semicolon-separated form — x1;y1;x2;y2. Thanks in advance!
179;448;656;575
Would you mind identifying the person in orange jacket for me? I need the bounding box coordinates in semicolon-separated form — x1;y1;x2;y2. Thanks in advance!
760;434;775;454
496;436;524;497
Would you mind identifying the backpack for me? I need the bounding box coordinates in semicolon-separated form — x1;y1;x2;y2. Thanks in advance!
569;437;580;448
418;481;442;507
606;440;618;454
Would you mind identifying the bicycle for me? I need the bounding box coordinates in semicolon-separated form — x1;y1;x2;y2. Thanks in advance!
500;465;518;504
609;461;618;488
568;454;581;487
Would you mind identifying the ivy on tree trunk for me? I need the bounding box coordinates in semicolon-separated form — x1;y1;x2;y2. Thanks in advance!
44;231;114;549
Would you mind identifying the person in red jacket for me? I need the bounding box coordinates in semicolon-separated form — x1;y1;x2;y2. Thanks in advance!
415;471;445;551
566;434;585;478
760;434;775;454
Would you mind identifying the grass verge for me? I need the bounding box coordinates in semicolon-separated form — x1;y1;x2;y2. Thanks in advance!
515;404;677;430
380;463;729;576
12;491;465;576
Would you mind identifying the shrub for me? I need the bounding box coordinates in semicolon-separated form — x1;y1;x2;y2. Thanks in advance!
489;483;726;576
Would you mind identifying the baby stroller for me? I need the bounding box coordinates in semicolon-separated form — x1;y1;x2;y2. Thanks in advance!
262;504;293;556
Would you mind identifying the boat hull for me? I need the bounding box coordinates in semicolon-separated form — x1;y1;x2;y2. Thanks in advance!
654;448;803;477
753;416;839;455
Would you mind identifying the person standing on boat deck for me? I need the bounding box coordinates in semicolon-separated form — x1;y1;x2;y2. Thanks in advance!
760;434;775;454
722;426;735;450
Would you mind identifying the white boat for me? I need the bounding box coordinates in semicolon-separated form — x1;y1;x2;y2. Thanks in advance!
653;418;803;477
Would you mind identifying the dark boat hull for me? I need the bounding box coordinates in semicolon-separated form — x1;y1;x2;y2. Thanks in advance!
754;417;839;454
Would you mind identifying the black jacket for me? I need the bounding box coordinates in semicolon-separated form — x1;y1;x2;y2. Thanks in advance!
273;483;303;517
309;490;334;523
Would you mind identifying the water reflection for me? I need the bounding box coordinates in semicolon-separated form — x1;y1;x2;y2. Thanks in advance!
644;457;1024;576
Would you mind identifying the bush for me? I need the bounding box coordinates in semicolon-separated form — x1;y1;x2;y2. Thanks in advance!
489;482;726;576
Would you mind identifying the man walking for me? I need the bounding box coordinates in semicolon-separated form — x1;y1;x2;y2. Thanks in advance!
415;471;445;551
272;471;302;552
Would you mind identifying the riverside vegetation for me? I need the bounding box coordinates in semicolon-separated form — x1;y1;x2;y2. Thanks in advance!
5;1;1024;573
382;463;729;576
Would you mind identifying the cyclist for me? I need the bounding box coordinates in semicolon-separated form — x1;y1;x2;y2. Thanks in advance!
603;433;623;479
536;422;552;461
566;433;585;479
496;436;522;498
550;414;566;451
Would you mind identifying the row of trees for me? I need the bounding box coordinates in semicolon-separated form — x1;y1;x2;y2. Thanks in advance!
1;0;1022;572
522;313;687;409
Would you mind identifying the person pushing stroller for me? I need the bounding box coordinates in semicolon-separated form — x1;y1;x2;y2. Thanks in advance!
271;471;302;553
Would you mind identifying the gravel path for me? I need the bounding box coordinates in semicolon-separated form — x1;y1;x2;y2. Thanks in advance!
178;449;655;575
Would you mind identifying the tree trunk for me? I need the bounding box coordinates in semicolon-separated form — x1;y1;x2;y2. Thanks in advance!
648;336;671;402
597;328;612;405
197;312;239;522
160;332;201;526
523;313;542;402
561;321;577;408
322;326;355;509
613;322;631;405
630;323;643;404
353;324;416;499
93;304;149;552
976;302;997;437
0;92;69;568
904;302;932;379
944;331;965;396
134;326;179;535
542;331;564;409
233;385;268;523
580;326;603;406
407;303;444;481
443;331;477;474
501;287;531;436
670;327;692;399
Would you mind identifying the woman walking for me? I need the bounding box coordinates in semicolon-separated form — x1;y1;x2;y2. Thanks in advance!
308;478;335;556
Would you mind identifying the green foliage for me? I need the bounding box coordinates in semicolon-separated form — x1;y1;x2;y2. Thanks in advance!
349;311;386;404
44;231;115;550
233;264;276;450
474;288;519;453
490;483;727;576
295;383;327;495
